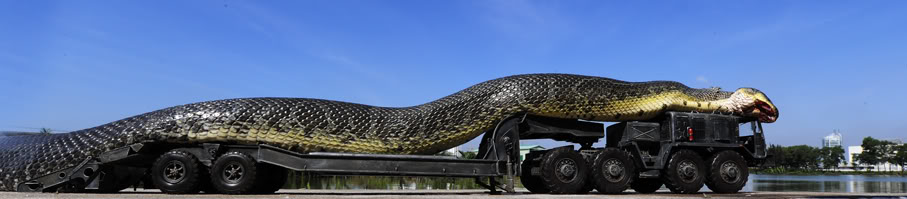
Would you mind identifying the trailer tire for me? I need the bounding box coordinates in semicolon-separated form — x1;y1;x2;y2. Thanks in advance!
663;149;705;194
705;150;748;193
520;167;550;193
210;152;259;194
253;164;288;194
631;178;662;193
151;150;204;194
539;147;588;194
590;148;634;194
520;152;550;193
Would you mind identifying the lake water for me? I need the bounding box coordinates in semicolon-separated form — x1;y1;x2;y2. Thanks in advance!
288;173;907;193
742;174;907;193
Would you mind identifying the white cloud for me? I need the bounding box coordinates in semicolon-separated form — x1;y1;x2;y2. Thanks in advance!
696;76;709;83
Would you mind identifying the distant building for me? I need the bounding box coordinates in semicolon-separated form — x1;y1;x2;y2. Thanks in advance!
822;130;843;148
846;145;904;171
444;146;462;158
847;145;862;166
519;145;546;161
470;145;546;161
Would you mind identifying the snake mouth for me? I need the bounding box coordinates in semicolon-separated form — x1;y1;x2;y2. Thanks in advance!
754;100;778;123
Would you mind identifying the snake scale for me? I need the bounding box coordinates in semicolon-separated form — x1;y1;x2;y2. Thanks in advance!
0;74;778;191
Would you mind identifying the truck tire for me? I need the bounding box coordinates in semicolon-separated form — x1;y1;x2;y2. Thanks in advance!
705;150;748;193
151;150;203;194
253;164;288;194
210;152;259;194
539;147;588;194
631;178;662;193
590;148;635;194
577;180;595;194
520;151;550;193
662;149;705;194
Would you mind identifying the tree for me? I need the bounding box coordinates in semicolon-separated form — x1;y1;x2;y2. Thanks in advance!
881;141;895;171
820;146;845;171
784;145;821;170
765;144;786;168
39;128;52;135
856;137;887;171
893;144;907;173
460;151;477;159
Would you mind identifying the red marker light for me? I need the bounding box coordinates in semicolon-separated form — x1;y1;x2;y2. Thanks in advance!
688;127;694;141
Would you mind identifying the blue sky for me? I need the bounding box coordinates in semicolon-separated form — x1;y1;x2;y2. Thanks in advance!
1;1;906;150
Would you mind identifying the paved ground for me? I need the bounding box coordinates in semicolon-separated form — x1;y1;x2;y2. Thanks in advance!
2;189;905;199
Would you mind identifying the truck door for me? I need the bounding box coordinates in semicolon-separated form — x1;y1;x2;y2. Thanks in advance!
751;122;767;158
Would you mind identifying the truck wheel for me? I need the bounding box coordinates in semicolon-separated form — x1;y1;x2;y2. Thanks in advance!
539;147;588;194
520;152;550;193
210;152;259;194
253;164;288;194
631;178;662;193
577;180;595;194
590;148;635;194
662;149;705;194
705;151;748;193
151;150;203;194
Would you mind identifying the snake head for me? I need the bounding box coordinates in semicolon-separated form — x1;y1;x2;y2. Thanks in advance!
726;88;779;123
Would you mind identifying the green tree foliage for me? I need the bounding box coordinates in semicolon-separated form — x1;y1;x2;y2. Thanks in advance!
894;144;907;172
460;151;477;159
764;137;904;173
820;146;845;170
765;144;846;171
855;136;895;171
766;144;820;170
765;144;786;167
784;145;821;170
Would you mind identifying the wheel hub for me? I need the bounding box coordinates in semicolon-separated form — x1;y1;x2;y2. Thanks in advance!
678;160;698;182
603;158;625;182
163;160;186;184
555;158;578;182
223;162;245;184
720;161;740;183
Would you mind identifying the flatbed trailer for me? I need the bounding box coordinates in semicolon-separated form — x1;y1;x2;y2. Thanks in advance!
14;111;767;195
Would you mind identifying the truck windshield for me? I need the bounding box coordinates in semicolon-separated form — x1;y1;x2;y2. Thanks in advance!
739;121;763;136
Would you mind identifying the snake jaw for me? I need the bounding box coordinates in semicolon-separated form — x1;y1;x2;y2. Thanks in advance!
730;88;778;123
752;100;778;123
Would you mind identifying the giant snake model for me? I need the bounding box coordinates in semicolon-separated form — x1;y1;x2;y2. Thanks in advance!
0;74;778;191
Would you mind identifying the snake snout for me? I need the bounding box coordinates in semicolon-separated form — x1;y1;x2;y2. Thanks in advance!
754;100;778;123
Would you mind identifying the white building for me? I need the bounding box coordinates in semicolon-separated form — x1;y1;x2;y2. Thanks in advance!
846;145;904;171
847;146;862;166
822;131;843;148
444;146;461;158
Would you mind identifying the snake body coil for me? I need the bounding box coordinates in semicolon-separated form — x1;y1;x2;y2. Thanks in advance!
0;74;777;191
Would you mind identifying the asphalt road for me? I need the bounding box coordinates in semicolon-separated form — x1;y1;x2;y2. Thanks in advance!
2;189;905;199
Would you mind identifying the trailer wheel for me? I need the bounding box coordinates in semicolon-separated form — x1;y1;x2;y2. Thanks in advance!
662;149;705;194
705;150;748;193
539;147;588;194
253;164;288;194
631;178;662;193
210;152;259;194
519;152;550;193
590;148;634;194
151;150;203;194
